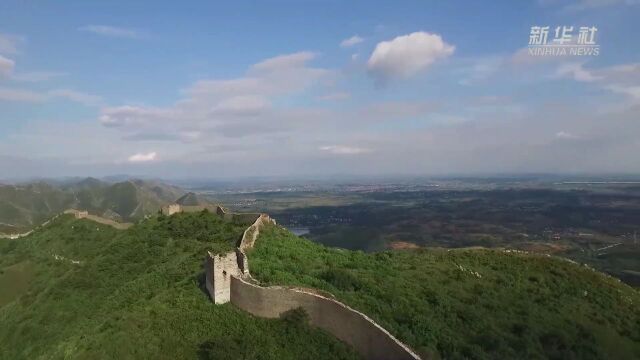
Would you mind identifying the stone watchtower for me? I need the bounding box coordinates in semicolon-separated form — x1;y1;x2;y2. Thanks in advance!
204;251;242;304
161;204;182;216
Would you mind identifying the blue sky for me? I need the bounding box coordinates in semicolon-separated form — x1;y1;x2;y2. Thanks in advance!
0;0;639;178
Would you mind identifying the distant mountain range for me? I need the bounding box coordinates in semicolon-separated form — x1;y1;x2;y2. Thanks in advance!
0;178;206;233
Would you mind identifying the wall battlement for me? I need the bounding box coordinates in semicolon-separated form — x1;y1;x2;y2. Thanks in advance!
1;209;134;238
204;251;242;304
160;203;219;216
203;213;422;360
63;209;133;230
230;276;421;360
161;203;263;227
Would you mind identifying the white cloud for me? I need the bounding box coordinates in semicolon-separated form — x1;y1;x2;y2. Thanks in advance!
509;47;567;67
0;86;102;105
47;89;103;106
340;35;364;48
564;0;639;11
250;51;316;72
78;25;142;39
458;56;504;85
210;95;271;116
606;84;640;100
5;46;635;177
0;87;45;102
99;105;172;127
317;92;351;101
0;34;64;84
367;31;454;81
554;62;640;104
98;51;334;144
12;71;66;82
0;33;23;55
555;131;580;139
319;145;372;155
128;152;157;162
0;55;15;76
358;101;437;121
556;62;601;82
187;52;329;100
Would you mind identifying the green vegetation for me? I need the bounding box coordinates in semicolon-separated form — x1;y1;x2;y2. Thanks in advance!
0;260;34;307
258;187;640;286
176;192;209;206
0;212;360;360
4;201;639;360
0;181;73;233
249;225;640;360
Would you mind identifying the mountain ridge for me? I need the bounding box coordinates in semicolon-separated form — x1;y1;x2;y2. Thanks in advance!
0;177;187;233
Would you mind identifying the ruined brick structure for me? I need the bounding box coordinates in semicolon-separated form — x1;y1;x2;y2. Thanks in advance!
204;251;243;304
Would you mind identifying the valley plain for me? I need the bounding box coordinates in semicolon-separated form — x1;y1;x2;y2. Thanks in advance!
193;177;640;287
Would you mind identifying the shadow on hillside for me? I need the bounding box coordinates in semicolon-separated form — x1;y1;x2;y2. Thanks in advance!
198;339;244;360
194;272;210;299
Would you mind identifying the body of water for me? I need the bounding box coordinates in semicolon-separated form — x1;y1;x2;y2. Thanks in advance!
286;227;310;236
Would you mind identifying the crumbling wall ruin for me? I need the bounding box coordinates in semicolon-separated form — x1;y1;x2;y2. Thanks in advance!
204;251;242;304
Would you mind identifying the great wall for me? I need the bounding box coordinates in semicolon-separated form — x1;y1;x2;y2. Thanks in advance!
63;209;133;230
1;203;422;359
204;213;423;360
0;209;133;238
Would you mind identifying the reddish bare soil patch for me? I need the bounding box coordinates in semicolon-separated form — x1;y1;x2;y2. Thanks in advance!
521;242;571;254
388;241;421;250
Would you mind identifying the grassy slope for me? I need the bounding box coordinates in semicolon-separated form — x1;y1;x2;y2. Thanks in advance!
0;183;75;231
0;212;360;360
248;225;640;360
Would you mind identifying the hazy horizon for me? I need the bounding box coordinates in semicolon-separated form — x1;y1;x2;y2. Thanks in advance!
4;172;640;186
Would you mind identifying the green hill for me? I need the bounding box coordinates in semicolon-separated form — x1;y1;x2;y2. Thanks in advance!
2;211;638;360
0;182;74;233
0;212;359;359
248;225;640;360
176;192;209;206
0;178;185;233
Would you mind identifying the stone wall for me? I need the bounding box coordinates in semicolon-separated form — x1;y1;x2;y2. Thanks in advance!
203;213;422;360
63;209;133;230
237;214;274;250
229;213;263;225
161;204;182;215
161;203;259;226
0;230;33;239
235;214;275;274
230;276;421;360
160;204;222;216
1;209;133;238
204;251;242;304
217;210;262;226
